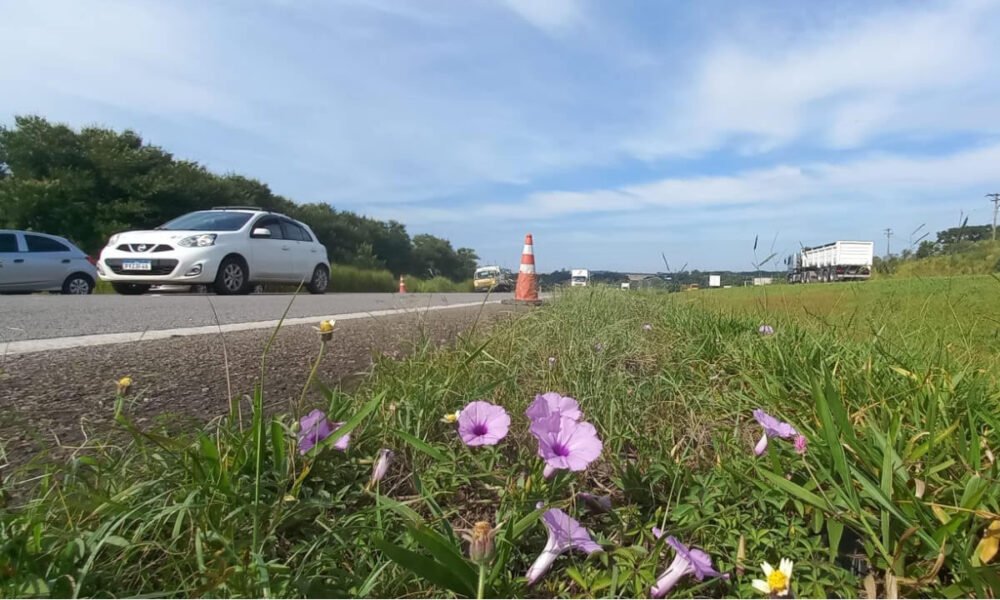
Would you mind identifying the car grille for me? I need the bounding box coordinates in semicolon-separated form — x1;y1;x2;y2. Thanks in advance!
105;258;178;276
116;244;174;253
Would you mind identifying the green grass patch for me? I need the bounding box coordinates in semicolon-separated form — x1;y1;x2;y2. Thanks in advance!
2;286;998;598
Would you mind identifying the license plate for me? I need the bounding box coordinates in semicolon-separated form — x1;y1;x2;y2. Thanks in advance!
123;260;152;271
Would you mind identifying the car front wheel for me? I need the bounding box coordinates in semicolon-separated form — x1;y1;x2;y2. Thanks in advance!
307;265;329;294
214;257;251;295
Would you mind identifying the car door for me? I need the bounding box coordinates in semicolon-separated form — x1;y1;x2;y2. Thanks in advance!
0;232;31;291
280;219;312;282
248;216;292;280
23;234;74;290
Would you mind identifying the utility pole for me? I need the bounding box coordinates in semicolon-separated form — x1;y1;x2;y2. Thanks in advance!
883;228;893;258
988;193;1000;241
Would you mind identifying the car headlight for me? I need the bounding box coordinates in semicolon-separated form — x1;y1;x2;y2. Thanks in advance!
108;234;120;246
178;234;217;248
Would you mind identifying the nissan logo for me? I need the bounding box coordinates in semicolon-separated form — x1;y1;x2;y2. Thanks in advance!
136;244;148;252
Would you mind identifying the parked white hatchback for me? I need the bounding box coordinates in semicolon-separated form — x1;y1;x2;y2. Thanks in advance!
97;207;330;295
0;230;98;294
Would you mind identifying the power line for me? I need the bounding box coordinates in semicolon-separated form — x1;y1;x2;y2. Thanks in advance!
883;228;893;258
988;193;1000;241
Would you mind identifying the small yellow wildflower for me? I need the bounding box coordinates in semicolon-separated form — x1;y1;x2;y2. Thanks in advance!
441;410;460;424
976;519;1000;564
116;376;133;396
314;319;336;342
752;558;793;597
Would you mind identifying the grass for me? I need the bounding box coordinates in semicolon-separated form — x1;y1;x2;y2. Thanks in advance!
893;241;1000;278
2;282;999;598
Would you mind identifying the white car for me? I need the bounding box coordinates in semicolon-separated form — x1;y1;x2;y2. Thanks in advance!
0;229;98;294
98;207;330;295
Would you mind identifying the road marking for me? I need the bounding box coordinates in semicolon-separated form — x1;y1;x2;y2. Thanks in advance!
2;300;502;356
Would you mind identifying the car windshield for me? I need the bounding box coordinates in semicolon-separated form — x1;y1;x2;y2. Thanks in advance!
159;211;253;231
572;276;587;282
475;269;498;279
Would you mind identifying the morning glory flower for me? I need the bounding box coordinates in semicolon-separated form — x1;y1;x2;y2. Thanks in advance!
298;409;350;454
752;409;798;456
458;400;510;446
759;324;775;336
650;536;728;598
532;414;602;478
526;508;602;585
643;323;653;331
370;448;393;485
525;392;582;423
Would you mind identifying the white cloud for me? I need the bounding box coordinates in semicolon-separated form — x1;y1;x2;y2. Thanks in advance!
626;0;1000;158
497;0;584;33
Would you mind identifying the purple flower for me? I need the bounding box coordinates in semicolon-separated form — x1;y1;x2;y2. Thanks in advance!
577;492;612;514
532;415;602;478
298;409;350;455
458;400;510;446
651;536;728;598
525;392;582;423
652;526;666;540
526;508;602;585
752;409;798;456
759;324;775;336
371;448;393;484
794;435;808;455
643;323;653;331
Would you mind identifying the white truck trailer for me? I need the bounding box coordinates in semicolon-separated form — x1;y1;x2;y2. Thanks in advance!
708;274;722;288
787;241;874;283
570;269;590;287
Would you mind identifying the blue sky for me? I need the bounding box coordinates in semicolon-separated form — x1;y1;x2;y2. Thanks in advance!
3;0;1000;272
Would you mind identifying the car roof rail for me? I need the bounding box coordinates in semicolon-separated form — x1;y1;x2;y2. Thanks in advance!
210;205;265;211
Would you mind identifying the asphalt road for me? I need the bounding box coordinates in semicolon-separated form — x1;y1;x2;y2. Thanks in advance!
0;292;511;342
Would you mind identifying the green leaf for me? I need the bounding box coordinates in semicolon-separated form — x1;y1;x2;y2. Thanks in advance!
826;519;844;563
376;494;425;524
374;539;475;597
758;469;827;509
270;417;287;475
395;429;449;463
407;524;479;595
319;390;386;452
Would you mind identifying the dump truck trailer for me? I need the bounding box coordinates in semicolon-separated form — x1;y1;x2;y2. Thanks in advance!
787;241;874;283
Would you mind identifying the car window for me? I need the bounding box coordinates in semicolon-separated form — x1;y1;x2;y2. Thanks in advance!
160;211;253;231
254;217;284;239
25;234;70;252
0;233;18;253
280;220;305;241
295;223;313;242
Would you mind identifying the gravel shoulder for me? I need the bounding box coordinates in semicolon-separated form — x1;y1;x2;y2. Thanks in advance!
0;303;518;470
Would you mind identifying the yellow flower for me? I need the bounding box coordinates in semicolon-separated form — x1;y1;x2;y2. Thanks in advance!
314;320;336;341
116;376;133;396
976;520;1000;564
752;559;793;597
441;410;460;424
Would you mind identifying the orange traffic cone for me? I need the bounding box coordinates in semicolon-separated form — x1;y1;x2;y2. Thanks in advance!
399;275;407;293
514;233;540;303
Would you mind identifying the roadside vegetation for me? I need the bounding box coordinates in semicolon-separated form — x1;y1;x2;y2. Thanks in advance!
2;282;998;598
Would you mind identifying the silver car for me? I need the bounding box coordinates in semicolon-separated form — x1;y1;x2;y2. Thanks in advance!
0;229;98;294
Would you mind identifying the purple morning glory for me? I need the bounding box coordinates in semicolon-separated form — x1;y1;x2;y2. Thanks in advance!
526;508;602;585
298;409;350;455
532;414;602;478
651;536;729;598
759;324;775;336
458;400;510;446
752;409;798;456
525;392;582;423
370;448;393;485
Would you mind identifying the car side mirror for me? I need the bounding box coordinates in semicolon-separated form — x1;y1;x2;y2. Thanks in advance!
251;228;272;238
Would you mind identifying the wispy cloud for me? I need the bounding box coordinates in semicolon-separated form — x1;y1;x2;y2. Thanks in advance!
497;0;585;34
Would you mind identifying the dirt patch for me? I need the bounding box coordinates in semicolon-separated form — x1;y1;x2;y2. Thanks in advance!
0;303;517;470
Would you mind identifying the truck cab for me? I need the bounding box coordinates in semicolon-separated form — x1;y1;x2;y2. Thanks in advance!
570;269;590;287
474;266;512;292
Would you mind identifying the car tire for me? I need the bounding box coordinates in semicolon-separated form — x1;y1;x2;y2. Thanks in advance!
214;257;251;295
112;282;151;296
307;265;329;294
62;273;94;295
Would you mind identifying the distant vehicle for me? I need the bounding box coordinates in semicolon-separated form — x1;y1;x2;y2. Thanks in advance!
787;241;874;283
571;269;590;287
621;282;630;290
708;274;722;288
98;207;330;295
474;265;513;292
0;229;97;294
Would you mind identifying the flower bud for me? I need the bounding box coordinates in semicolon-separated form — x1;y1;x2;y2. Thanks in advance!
467;521;498;564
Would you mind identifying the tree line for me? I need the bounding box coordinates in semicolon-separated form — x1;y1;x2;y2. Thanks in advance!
0;115;478;281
